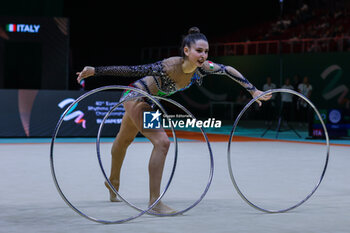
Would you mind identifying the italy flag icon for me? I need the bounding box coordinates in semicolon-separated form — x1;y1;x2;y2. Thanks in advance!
6;24;17;32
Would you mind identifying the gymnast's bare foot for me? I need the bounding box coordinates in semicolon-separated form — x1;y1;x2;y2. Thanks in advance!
148;200;177;215
104;180;122;202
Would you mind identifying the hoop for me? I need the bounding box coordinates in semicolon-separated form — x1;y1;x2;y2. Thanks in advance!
227;88;330;213
50;85;178;224
97;95;214;217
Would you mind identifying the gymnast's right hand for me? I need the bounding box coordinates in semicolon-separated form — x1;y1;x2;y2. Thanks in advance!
76;66;95;84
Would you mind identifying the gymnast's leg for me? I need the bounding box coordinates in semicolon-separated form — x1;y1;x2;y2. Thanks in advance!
105;112;139;202
123;101;175;214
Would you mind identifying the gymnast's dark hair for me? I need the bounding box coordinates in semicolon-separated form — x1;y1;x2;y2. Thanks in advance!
181;27;208;57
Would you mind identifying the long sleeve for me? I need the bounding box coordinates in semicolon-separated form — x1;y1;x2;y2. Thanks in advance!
198;61;257;92
94;61;165;77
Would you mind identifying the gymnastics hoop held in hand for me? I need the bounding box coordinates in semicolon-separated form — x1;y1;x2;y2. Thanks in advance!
227;88;330;213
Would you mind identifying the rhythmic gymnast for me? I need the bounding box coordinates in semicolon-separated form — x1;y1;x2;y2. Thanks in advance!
76;27;272;214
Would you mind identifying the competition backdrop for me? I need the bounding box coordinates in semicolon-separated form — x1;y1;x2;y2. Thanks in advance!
0;89;124;137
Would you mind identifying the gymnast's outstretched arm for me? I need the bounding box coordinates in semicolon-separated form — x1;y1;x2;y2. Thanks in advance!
76;61;165;83
199;61;272;106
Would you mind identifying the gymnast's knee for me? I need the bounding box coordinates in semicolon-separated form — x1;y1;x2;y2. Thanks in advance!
152;137;170;154
111;134;134;153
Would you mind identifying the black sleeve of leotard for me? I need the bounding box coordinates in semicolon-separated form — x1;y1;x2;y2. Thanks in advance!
94;61;165;77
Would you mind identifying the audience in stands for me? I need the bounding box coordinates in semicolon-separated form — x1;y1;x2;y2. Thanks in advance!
216;4;350;45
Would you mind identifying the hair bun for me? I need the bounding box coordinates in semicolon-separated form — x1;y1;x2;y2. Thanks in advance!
188;27;200;34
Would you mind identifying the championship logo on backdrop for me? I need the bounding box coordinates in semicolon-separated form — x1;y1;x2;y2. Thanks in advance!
58;98;86;129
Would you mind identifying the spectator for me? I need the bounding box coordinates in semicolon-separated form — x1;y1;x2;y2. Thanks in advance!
262;77;277;124
291;74;301;120
263;76;277;94
281;78;294;123
297;76;313;126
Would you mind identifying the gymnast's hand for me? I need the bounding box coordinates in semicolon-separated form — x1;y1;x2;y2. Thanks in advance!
251;89;272;107
76;66;95;84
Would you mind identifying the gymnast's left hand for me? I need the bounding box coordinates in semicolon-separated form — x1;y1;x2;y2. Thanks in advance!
251;90;272;107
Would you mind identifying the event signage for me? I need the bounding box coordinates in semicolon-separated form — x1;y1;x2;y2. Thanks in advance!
6;24;41;33
0;89;124;137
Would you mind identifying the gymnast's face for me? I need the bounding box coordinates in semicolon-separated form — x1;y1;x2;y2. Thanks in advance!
184;39;209;67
